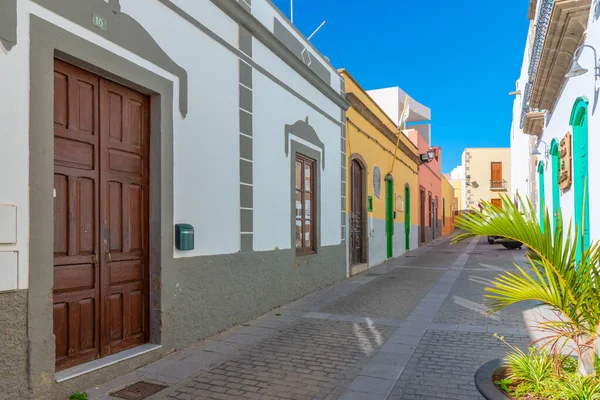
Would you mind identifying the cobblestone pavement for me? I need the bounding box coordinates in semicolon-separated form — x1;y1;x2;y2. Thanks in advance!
86;235;537;400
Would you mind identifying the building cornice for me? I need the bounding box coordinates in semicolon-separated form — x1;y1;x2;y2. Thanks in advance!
523;110;546;136
346;92;420;165
530;0;591;112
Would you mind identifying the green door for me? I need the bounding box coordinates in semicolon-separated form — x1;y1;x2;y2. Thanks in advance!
405;185;410;251
538;161;545;234
571;98;590;262
550;139;560;231
386;177;394;258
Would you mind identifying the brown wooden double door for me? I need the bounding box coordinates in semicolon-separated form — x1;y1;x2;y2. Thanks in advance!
350;160;364;265
53;59;150;371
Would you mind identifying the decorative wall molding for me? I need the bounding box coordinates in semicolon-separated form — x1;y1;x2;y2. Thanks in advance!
284;118;325;169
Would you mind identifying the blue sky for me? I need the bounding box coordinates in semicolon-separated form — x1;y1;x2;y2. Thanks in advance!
271;0;530;173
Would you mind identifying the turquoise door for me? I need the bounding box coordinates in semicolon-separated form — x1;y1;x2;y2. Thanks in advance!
570;97;590;260
538;161;545;233
550;139;560;231
386;177;394;258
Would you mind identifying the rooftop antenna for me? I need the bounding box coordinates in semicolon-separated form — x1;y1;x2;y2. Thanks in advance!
290;0;294;23
307;20;327;41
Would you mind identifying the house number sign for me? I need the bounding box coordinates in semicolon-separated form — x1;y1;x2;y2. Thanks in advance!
92;14;107;31
559;131;572;190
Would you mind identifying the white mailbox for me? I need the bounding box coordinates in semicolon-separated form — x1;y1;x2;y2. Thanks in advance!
0;205;17;244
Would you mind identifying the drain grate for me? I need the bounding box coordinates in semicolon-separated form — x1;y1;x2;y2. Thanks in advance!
111;381;168;400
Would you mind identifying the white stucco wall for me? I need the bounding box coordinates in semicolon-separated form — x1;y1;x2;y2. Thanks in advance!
537;13;599;242
0;0;345;290
252;69;342;250
510;32;534;205
514;11;600;244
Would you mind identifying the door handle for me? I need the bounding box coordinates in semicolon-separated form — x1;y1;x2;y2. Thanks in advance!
106;252;112;262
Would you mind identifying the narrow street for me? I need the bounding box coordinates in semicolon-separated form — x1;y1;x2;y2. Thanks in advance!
87;235;535;400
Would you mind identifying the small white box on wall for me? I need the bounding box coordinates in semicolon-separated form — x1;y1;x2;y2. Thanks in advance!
0;205;17;244
0;251;18;292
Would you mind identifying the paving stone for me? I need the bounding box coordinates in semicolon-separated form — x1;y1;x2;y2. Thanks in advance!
348;375;396;395
86;236;541;400
320;267;447;319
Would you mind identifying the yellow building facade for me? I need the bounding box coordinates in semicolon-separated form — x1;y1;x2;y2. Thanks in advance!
341;70;420;275
449;178;463;215
441;176;455;236
463;148;511;210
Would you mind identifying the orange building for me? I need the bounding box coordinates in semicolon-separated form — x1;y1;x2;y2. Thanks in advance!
407;129;443;244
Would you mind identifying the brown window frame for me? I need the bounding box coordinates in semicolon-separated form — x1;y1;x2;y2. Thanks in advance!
295;153;316;256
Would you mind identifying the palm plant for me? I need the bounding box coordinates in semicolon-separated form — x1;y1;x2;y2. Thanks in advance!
453;194;600;377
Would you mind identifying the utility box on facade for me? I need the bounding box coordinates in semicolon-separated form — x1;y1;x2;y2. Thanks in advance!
175;224;194;250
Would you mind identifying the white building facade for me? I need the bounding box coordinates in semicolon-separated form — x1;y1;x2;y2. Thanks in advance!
0;0;348;398
510;0;598;245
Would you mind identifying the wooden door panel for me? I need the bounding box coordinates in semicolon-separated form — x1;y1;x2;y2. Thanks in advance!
53;59;101;371
54;60;149;369
100;79;149;356
350;161;363;265
492;199;502;209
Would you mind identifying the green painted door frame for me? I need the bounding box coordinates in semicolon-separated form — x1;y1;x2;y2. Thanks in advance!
386;177;394;258
571;97;590;261
538;161;545;234
550;139;560;231
405;185;410;251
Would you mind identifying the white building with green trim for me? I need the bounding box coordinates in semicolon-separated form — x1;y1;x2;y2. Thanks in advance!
510;0;597;250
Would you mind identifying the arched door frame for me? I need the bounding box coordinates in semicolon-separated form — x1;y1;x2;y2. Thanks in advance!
570;97;590;258
349;153;369;266
549;139;560;231
537;160;545;233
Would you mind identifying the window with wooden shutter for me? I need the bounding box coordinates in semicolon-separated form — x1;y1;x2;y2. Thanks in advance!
491;162;503;189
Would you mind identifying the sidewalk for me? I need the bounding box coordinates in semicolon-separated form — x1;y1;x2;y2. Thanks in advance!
86;235;536;400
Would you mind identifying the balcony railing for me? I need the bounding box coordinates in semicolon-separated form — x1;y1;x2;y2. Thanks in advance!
490;179;507;190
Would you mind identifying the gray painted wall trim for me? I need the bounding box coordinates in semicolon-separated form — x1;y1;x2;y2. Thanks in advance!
273;18;331;84
31;0;188;117
29;15;174;398
237;8;254;252
208;0;348;111
284;118;325;169
0;0;17;50
157;0;344;127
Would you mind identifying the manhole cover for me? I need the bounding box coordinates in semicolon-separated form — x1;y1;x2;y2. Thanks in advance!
111;381;168;400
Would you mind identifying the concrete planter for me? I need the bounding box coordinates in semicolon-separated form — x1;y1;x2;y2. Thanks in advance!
474;359;510;400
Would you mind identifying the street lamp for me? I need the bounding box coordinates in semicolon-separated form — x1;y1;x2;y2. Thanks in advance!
427;149;436;160
530;140;548;158
565;45;600;80
419;148;437;164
